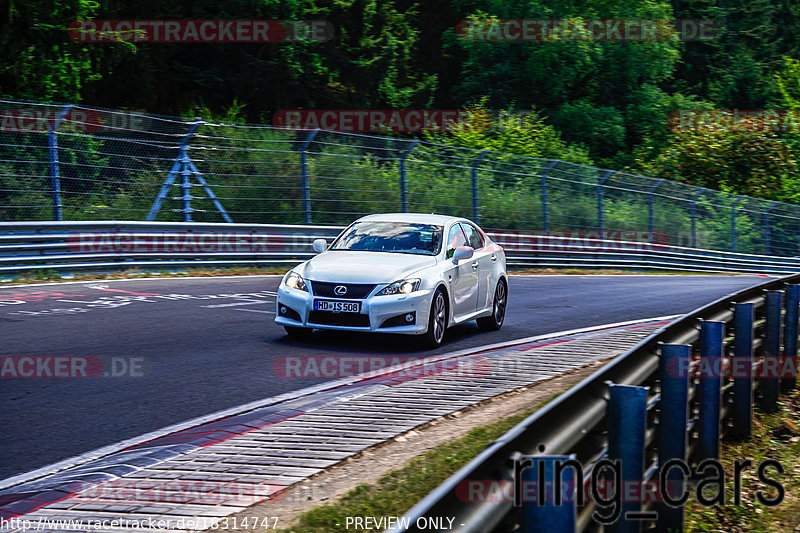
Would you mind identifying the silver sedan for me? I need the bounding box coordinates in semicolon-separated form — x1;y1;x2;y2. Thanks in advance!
274;213;507;348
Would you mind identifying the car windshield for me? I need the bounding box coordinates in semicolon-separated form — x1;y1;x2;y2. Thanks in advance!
329;221;443;256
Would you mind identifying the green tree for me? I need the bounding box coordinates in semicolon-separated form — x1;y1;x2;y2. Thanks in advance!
446;0;682;165
425;103;593;164
775;57;800;109
0;0;103;101
638;117;798;201
75;0;436;118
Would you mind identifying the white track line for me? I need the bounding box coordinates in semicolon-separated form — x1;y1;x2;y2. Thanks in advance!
199;299;272;308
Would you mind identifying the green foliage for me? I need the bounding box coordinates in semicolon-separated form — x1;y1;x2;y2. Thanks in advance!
57;0;437;117
668;0;800;112
638;118;798;201
775;57;800;110
550;101;626;161
448;0;682;165
424;103;593;165
0;0;104;101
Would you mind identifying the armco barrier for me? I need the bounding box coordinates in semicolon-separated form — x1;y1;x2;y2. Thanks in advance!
0;221;342;274
1;222;800;275
388;274;800;533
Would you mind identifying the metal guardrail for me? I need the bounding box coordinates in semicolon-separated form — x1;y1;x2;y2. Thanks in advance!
388;274;800;533
0;221;342;274
1;222;800;275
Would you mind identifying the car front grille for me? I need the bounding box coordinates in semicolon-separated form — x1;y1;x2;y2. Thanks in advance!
308;311;371;327
309;281;376;299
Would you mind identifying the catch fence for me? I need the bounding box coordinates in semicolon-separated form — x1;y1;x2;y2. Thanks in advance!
1;98;799;257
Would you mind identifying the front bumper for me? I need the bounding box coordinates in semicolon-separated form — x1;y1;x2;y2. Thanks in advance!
274;285;432;335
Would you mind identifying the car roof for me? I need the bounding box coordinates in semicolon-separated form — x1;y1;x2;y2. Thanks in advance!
355;213;471;226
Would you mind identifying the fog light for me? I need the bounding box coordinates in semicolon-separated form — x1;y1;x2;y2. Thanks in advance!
280;306;287;314
405;313;414;323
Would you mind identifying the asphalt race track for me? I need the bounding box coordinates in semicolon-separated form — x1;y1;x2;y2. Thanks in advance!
0;274;768;480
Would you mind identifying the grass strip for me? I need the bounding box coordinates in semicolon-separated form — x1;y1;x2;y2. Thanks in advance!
685;389;800;532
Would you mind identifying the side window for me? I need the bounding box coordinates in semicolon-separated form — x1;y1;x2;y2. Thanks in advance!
461;223;485;250
446;224;468;258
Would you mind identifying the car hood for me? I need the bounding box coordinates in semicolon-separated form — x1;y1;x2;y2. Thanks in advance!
299;251;437;284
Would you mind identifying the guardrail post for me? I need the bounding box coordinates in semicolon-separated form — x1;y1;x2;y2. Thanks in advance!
731;303;754;438
697;321;724;461
299;129;319;224
520;455;577;533
607;384;647;533
762;291;783;412
783;284;799;391
690;188;706;248
597;170;615;234
540;160;559;234
657;344;690;533
647;179;665;237
470;150;490;223
48;104;73;221
730;196;744;252
398;140;420;213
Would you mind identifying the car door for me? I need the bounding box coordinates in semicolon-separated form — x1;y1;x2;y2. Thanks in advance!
460;222;493;311
444;223;478;321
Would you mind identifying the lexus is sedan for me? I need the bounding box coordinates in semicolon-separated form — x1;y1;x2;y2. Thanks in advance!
274;213;507;348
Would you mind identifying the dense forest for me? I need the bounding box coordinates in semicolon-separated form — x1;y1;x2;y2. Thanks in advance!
2;0;800;203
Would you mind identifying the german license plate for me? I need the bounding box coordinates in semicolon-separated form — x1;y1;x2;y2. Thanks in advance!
314;299;361;313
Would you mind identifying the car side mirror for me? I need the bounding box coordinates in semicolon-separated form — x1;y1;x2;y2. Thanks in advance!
452;245;474;263
312;239;328;253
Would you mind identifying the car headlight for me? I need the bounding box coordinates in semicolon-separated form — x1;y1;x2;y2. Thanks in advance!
376;278;421;296
284;271;308;292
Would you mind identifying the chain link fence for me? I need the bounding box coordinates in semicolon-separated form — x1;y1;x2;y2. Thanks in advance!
2;98;799;257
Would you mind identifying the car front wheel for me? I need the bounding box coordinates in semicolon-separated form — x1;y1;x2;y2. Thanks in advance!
477;279;506;331
422;288;447;348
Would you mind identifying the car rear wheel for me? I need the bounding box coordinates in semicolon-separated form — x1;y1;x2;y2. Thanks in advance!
477;279;506;331
284;325;311;338
421;289;447;348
